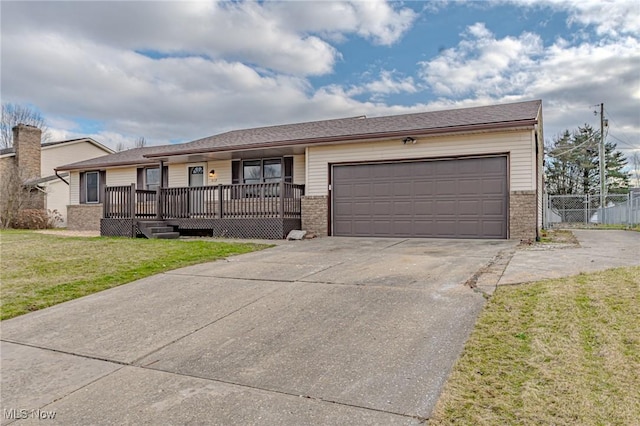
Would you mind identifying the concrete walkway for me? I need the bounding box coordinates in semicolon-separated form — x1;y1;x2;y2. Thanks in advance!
2;231;637;425
499;230;640;285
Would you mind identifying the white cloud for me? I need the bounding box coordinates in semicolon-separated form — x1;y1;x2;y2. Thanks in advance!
346;70;419;100
418;23;543;98
499;0;640;38
415;20;639;147
2;1;415;77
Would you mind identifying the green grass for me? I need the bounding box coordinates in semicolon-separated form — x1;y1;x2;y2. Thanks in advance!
430;266;640;425
0;230;268;320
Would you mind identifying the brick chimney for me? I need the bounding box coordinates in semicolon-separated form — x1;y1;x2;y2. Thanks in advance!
12;124;42;180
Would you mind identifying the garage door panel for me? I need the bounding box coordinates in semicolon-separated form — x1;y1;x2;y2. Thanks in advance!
459;179;481;195
436;180;457;195
436;200;456;214
458;221;481;237
373;183;392;196
483;221;505;236
332;156;507;239
414;200;434;215
458;159;482;175
414;181;435;196
482;178;506;194
458;200;480;215
372;201;392;215
352;202;372;215
482;157;506;173
483;199;505;215
393;182;413;196
393;201;413;214
435;221;457;237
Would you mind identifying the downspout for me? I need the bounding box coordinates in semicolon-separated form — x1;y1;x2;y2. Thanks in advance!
55;170;70;185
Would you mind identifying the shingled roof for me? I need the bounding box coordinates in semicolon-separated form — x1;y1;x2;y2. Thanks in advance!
57;100;541;171
56;144;177;171
146;99;541;157
0;137;112;157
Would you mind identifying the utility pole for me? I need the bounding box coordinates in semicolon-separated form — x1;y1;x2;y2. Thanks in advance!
599;103;606;223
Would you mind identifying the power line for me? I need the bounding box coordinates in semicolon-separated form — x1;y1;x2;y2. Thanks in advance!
547;131;600;158
608;132;639;150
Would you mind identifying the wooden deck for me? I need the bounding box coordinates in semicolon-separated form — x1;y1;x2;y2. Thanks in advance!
101;182;305;239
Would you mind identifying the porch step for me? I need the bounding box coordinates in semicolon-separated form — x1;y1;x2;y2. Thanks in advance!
152;232;181;239
137;220;180;239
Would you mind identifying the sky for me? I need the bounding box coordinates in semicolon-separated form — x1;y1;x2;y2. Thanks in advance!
1;0;638;160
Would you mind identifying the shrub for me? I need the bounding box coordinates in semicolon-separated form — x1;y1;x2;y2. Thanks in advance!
11;209;50;229
47;209;63;227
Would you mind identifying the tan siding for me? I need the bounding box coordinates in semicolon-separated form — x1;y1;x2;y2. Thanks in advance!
306;130;535;196
44;180;69;226
206;160;232;185
42;142;110;177
293;154;305;185
70;171;80;204
106;167;137;187
168;164;187;187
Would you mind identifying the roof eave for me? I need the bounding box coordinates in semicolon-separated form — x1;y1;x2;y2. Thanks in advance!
144;119;538;158
55;158;158;172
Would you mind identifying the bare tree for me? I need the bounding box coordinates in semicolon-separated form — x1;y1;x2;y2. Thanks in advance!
1;103;51;149
0;161;45;228
115;141;127;152
134;136;147;148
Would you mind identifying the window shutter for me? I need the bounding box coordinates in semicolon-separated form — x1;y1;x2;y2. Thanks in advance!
231;160;241;184
99;171;106;203
162;166;168;187
284;157;293;183
79;172;86;204
137;168;144;189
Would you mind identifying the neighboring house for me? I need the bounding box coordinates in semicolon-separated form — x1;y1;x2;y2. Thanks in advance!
57;100;544;240
0;125;114;226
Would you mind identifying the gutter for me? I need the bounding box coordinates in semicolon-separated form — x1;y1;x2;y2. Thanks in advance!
143;119;538;159
55;170;70;185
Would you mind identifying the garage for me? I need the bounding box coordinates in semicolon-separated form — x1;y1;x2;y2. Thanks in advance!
331;155;508;239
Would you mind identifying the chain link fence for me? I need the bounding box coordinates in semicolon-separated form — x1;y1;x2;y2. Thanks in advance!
544;192;640;228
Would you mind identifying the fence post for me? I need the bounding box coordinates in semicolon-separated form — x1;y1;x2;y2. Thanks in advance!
585;194;589;225
543;192;548;229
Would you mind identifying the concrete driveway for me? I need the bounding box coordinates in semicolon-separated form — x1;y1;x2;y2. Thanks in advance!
1;237;516;424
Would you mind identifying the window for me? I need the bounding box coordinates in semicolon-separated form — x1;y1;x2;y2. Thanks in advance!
145;167;160;190
242;160;262;184
263;159;282;183
242;159;284;184
86;171;99;203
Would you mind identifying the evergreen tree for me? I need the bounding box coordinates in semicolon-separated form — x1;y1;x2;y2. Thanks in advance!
545;124;629;195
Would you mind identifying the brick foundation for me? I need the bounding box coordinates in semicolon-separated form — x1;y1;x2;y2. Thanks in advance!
510;190;537;240
67;204;102;231
301;195;328;236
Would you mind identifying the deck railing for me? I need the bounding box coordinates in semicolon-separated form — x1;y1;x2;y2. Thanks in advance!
103;182;305;220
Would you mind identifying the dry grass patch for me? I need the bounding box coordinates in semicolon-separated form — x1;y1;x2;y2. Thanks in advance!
430;266;640;425
0;230;267;320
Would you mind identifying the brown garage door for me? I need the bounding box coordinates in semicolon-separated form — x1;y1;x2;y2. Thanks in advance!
332;156;508;239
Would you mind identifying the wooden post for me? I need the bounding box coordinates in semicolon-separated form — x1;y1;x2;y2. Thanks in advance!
218;185;223;218
279;181;285;218
129;183;136;219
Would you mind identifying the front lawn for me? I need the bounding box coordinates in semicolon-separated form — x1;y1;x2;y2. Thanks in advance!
0;230;267;320
430;266;640;425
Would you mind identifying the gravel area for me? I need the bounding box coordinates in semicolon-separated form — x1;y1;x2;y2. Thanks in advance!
34;230;100;237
